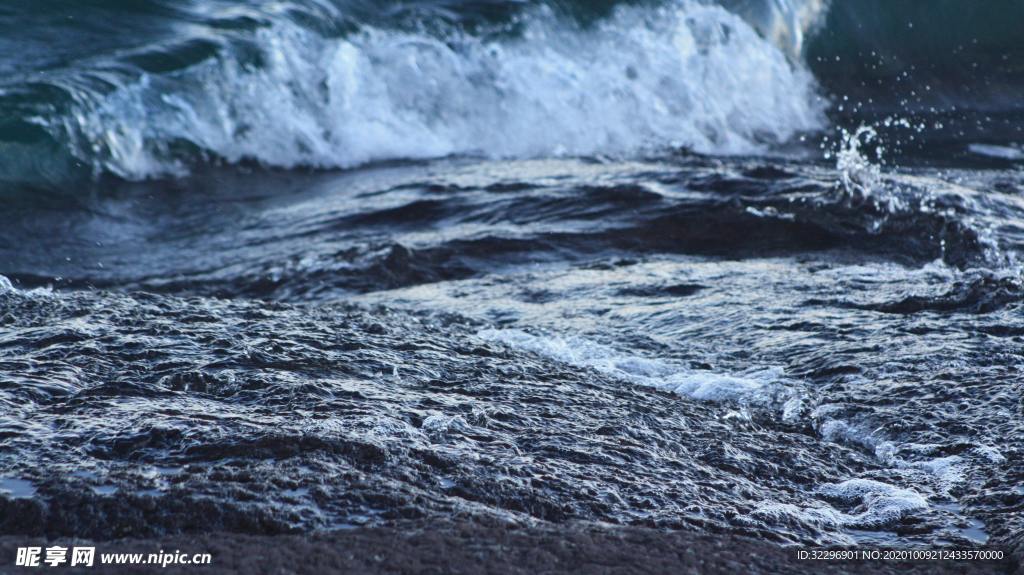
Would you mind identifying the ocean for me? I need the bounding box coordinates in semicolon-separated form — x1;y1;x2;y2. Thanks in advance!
0;0;1022;564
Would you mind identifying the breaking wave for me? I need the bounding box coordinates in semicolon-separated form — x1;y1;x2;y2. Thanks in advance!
0;0;824;185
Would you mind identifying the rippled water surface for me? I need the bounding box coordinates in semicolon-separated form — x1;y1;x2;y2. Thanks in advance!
2;155;1023;551
1;0;1023;559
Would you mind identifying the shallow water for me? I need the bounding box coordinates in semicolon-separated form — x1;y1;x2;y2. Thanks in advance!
1;154;1022;550
1;0;1023;556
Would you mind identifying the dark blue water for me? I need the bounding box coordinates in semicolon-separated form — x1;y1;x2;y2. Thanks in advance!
1;0;1023;557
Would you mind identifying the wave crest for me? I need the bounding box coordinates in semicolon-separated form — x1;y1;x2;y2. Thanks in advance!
34;0;824;181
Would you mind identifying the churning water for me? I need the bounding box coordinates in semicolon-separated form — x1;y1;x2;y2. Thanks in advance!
0;0;1022;557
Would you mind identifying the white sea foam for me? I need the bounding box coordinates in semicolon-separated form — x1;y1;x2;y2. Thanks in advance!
819;418;880;450
817;478;929;528
750;501;845;527
815;417;969;494
421;413;470;438
0;274;53;298
56;0;824;179
752;478;929;530
477;328;787;404
483;325;985;509
972;445;1006;464
481;326;979;534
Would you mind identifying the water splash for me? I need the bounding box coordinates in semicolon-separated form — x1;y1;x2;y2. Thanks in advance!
835;126;882;195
